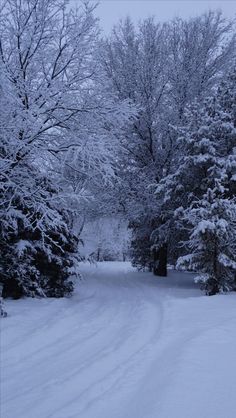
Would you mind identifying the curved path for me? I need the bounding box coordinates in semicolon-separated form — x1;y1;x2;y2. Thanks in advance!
2;262;236;418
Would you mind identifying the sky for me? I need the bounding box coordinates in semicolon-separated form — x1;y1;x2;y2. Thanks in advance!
79;0;236;33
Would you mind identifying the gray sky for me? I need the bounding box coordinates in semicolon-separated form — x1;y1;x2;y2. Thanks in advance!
91;1;236;33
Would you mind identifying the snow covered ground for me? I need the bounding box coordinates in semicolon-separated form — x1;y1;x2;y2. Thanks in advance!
2;262;236;418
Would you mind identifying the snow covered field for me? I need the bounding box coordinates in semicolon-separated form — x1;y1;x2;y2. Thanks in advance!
2;262;236;418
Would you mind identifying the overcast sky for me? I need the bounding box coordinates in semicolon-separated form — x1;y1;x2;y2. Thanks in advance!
81;1;236;33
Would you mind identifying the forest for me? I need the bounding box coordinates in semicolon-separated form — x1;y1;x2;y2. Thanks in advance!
0;0;236;303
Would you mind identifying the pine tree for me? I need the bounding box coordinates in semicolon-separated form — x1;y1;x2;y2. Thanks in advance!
178;183;236;295
176;70;236;294
0;168;80;299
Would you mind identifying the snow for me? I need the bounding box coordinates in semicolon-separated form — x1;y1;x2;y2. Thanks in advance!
2;262;236;418
15;240;34;257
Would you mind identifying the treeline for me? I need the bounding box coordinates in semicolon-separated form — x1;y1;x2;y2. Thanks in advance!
0;0;235;299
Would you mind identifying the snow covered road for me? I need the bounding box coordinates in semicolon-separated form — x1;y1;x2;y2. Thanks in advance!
2;262;236;418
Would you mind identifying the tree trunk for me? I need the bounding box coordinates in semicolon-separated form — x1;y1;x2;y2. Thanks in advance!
153;244;167;277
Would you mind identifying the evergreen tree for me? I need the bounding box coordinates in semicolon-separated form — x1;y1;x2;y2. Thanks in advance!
178;180;236;295
175;70;236;294
0;166;80;299
129;216;154;271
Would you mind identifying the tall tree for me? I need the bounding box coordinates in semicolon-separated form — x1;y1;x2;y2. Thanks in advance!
0;0;132;297
102;12;235;275
176;70;236;294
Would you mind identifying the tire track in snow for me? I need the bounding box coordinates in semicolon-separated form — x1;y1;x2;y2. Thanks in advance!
2;262;194;418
